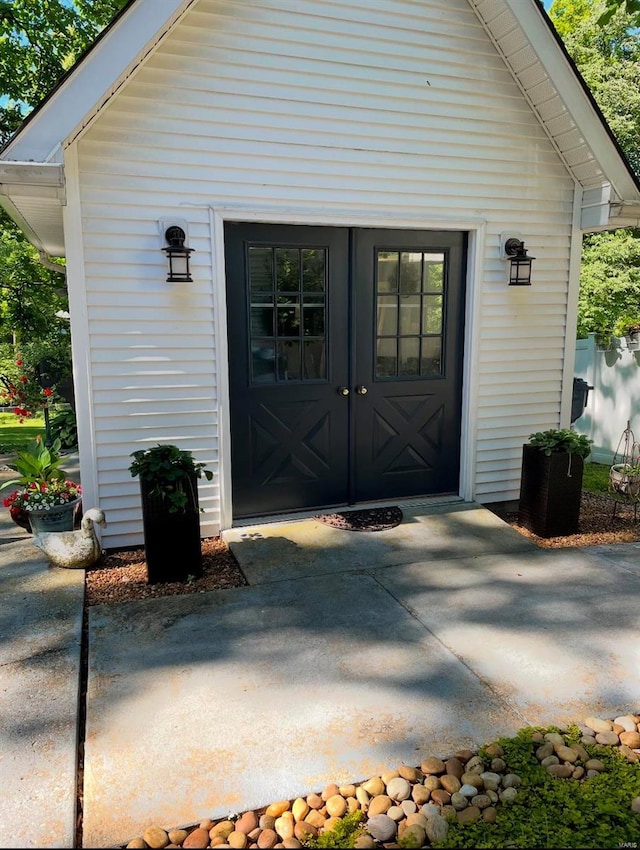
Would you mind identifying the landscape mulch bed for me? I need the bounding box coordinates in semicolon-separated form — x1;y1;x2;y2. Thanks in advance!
498;491;640;548
86;492;640;606
85;536;248;606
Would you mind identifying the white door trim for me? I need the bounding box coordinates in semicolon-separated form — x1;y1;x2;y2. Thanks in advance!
209;206;485;529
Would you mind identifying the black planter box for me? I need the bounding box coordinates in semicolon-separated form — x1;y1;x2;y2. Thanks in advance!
139;471;203;584
518;444;584;538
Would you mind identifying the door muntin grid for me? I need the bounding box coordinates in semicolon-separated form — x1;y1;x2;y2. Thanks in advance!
375;250;446;380
248;245;327;383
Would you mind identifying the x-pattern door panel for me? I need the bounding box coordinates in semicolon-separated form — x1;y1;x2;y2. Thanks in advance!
250;400;335;485
371;394;445;475
225;223;465;518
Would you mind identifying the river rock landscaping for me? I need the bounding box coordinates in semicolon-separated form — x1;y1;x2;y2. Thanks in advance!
122;714;640;850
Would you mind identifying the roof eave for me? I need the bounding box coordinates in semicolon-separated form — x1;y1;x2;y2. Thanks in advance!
503;0;640;202
1;0;192;164
1;0;639;251
0;161;64;188
600;204;640;232
0;162;66;256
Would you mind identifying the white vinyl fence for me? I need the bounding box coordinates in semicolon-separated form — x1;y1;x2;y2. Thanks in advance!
574;333;640;464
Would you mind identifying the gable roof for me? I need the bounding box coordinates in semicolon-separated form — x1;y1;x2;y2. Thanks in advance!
471;0;640;226
1;0;639;256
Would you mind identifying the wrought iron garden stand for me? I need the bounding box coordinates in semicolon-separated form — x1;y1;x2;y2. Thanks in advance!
609;421;640;523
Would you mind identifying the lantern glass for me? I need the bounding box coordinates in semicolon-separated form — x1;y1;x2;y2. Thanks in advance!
166;249;192;282
509;256;532;286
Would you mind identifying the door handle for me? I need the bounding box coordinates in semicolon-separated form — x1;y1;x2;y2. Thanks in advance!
338;386;350;396
356;385;368;395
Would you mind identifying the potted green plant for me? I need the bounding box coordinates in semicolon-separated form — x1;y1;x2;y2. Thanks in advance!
609;462;640;497
594;332;616;352
518;428;592;538
0;436;82;533
129;444;213;584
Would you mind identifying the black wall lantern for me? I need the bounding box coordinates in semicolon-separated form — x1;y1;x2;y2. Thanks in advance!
504;237;535;286
162;225;194;282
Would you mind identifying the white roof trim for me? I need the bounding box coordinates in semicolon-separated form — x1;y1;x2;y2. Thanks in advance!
0;161;64;187
0;196;62;255
0;163;65;254
2;0;194;163
604;204;640;231
501;0;640;207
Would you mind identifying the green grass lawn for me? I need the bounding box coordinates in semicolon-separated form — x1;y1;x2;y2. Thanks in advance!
0;413;46;454
582;461;611;495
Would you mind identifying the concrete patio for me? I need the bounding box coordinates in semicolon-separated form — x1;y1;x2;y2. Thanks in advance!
0;451;83;850
1;483;639;847
81;502;640;847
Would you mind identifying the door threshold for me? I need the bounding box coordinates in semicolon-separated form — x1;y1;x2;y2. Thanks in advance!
230;494;464;529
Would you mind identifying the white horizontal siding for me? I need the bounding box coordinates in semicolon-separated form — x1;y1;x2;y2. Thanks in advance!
74;0;577;542
79;202;218;547
471;0;606;190
79;140;568;180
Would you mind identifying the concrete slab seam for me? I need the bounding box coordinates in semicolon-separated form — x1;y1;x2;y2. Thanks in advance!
363;569;532;729
75;594;89;848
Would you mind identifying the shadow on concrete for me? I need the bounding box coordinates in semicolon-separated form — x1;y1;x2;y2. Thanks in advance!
0;539;84;850
0;452;84;849
82;503;640;846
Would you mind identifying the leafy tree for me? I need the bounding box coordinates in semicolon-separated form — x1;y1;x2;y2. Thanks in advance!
0;1;125;421
576;228;640;338
550;0;640;174
0;214;67;342
549;0;640;337
0;0;127;143
0;210;72;421
597;0;640;25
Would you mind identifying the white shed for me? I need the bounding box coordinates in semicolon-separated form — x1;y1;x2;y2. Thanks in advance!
1;0;639;548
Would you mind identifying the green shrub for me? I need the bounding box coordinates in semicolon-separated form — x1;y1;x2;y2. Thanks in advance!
613;315;640;337
440;727;640;848
302;811;365;848
49;407;77;449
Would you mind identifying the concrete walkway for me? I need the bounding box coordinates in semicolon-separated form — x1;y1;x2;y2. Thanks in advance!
81;502;640;848
1;478;639;848
0;451;83;849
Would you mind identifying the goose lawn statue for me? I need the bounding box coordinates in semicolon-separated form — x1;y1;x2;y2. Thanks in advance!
32;507;106;569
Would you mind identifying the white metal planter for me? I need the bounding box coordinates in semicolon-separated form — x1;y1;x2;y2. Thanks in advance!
625;332;640;351
609;464;640;497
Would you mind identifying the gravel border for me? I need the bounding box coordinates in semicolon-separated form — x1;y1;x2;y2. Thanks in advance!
122;713;640;849
496;491;640;549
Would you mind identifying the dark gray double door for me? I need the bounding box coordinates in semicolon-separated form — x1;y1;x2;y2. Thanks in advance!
225;223;466;519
